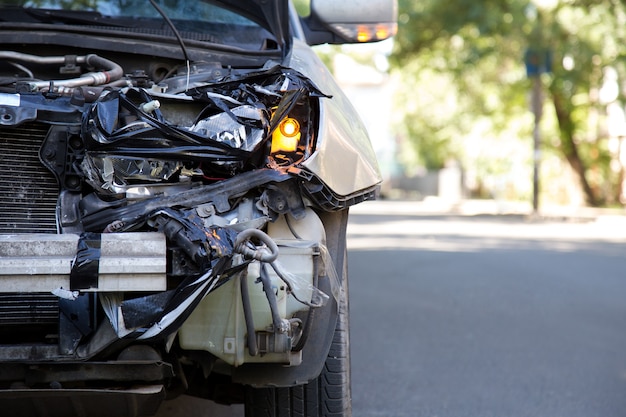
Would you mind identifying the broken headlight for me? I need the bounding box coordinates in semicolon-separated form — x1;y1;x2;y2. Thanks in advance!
80;67;325;195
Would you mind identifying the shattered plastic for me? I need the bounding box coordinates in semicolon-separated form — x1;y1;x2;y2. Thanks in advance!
76;66;326;194
188;104;266;151
96;227;335;342
98;227;238;340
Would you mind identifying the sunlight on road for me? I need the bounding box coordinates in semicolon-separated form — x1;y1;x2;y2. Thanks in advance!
347;200;626;252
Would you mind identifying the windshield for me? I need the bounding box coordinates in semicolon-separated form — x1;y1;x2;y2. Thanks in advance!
5;0;257;25
0;0;272;46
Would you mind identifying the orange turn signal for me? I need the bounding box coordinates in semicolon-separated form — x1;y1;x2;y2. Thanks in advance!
271;117;301;153
330;23;398;43
356;26;372;43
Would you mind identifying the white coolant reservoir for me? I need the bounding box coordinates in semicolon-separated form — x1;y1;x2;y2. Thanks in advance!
178;208;326;367
266;208;326;244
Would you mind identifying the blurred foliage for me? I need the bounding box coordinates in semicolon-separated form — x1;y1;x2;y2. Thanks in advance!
391;0;626;206
292;0;310;17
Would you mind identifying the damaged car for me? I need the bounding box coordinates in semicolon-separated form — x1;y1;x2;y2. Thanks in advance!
0;0;396;416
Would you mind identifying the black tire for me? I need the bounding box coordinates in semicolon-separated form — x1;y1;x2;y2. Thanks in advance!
244;277;350;417
244;212;352;417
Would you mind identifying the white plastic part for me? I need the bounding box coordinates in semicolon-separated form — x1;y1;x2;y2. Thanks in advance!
178;242;316;366
140;100;161;113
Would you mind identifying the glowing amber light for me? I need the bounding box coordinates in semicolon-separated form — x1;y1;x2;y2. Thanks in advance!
271;117;301;153
376;26;390;40
356;26;371;43
280;118;299;137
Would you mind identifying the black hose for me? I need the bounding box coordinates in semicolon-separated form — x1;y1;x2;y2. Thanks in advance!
240;270;258;356
85;54;124;84
234;229;279;263
260;263;287;334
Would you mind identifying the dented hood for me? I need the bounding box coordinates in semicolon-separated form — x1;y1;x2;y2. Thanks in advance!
214;0;291;55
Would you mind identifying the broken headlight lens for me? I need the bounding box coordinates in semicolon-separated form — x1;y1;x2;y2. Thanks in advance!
188;104;266;152
80;68;325;194
81;156;185;193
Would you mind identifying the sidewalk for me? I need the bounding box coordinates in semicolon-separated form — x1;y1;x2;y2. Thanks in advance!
351;197;626;222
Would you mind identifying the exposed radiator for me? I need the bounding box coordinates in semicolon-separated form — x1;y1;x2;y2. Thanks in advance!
0;123;59;234
0;294;58;326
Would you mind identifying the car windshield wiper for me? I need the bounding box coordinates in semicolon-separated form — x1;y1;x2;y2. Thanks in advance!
0;6;137;28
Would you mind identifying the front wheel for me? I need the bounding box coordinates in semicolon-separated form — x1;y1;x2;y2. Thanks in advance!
244;275;351;417
244;211;352;417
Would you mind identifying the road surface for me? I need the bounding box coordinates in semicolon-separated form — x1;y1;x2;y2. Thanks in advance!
349;200;626;417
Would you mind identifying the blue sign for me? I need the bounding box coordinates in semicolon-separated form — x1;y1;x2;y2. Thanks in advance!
525;48;553;77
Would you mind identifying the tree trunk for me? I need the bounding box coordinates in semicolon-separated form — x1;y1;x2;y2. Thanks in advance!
548;87;600;206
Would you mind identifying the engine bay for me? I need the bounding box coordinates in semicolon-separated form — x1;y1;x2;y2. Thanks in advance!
0;50;324;191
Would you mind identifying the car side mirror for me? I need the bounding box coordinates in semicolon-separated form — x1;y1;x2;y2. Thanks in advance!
301;0;398;45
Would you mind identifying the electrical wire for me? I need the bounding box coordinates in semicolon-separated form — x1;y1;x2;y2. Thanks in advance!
148;0;191;91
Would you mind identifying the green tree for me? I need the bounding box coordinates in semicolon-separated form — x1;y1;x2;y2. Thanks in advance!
392;0;626;206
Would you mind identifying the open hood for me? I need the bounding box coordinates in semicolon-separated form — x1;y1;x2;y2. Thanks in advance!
0;0;292;60
213;0;291;56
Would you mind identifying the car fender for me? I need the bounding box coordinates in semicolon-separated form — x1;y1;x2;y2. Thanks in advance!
287;39;382;198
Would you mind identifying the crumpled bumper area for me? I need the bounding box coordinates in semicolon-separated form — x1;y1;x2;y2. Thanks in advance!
0;232;167;294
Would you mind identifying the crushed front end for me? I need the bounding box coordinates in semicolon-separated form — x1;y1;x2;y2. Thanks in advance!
0;52;362;416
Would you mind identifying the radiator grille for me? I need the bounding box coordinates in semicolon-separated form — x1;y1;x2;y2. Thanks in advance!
0;294;59;326
0;123;59;233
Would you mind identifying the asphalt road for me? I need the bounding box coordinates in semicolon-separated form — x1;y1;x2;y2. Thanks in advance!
157;200;626;416
348;200;626;417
